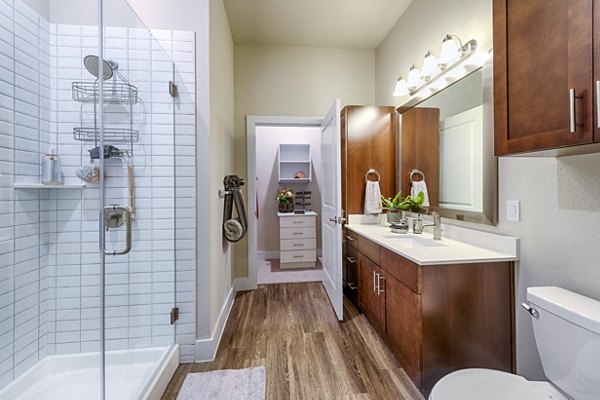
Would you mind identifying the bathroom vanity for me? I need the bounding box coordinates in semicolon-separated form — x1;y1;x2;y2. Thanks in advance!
346;221;518;396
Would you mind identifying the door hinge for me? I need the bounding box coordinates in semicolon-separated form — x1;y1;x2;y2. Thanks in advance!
170;307;179;325
169;81;178;97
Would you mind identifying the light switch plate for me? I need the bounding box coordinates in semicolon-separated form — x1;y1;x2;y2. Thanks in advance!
506;200;520;221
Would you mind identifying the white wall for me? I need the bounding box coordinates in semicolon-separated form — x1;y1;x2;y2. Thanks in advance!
255;126;322;252
375;0;600;380
234;44;375;277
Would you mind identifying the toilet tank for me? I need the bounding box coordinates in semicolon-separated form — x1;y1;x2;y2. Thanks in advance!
527;286;600;400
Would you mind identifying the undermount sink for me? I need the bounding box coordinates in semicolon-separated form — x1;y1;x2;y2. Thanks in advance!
382;235;445;248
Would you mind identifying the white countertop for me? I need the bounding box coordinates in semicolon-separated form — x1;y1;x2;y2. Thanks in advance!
345;221;519;266
278;211;318;217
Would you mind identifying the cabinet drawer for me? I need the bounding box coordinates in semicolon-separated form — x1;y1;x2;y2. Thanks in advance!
358;235;380;265
280;238;316;251
345;229;359;249
281;249;316;263
380;247;420;293
280;227;316;239
280;216;316;228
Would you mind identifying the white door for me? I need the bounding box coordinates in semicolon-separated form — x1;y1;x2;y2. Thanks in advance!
320;99;343;320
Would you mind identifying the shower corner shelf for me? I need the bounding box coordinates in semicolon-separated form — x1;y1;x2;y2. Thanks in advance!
14;182;87;189
73;127;140;143
72;81;139;104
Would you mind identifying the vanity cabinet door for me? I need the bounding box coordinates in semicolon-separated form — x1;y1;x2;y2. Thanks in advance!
384;273;422;389
494;0;593;155
358;253;383;333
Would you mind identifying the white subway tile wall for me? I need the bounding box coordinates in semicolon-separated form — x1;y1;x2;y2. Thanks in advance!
0;0;197;390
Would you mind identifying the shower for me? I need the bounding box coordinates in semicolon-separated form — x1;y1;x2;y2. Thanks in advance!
0;0;197;399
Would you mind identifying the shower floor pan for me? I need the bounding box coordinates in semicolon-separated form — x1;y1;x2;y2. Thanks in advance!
0;344;178;400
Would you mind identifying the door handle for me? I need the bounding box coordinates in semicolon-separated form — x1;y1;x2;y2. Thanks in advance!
377;275;385;295
373;271;377;292
103;205;132;256
569;88;583;133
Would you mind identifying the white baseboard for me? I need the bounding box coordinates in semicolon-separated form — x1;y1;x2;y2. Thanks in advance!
195;285;236;362
235;277;257;291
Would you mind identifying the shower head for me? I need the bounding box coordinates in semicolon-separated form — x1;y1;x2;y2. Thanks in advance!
83;55;114;80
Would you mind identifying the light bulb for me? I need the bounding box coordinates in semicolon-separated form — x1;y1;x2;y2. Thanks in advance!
407;65;422;92
393;76;409;97
438;34;461;70
421;51;441;81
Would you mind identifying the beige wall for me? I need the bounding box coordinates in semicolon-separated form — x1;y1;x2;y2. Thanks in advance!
234;44;375;276
375;0;600;380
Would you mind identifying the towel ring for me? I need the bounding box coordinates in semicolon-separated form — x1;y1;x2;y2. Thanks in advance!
409;169;425;183
365;169;380;182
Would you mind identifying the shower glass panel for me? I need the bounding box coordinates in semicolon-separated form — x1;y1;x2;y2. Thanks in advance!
100;0;176;398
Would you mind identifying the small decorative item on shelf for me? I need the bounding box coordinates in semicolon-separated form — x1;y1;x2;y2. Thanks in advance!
276;187;295;213
294;171;305;179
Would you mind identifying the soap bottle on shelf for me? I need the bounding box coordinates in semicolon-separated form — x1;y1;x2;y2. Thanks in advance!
41;147;64;185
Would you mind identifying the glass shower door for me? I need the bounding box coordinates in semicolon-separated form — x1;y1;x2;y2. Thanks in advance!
99;1;176;398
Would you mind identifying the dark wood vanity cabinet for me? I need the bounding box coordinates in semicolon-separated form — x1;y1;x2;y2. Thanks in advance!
354;232;515;396
341;106;397;305
494;0;600;155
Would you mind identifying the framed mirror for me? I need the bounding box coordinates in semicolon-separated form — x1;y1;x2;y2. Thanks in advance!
397;57;497;225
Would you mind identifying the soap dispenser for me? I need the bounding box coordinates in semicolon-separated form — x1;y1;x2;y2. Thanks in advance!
41;147;64;185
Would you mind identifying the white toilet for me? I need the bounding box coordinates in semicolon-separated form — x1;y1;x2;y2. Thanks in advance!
430;286;600;400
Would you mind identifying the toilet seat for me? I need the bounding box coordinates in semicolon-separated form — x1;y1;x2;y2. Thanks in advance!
429;369;553;400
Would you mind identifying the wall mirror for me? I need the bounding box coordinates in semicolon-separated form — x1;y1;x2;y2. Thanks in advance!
397;59;497;225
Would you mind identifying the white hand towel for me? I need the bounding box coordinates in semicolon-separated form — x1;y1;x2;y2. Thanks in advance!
364;180;382;215
411;180;430;207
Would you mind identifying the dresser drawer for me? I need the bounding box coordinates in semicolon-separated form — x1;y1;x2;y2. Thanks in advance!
281;249;317;263
281;238;316;251
280;227;316;239
280;216;316;228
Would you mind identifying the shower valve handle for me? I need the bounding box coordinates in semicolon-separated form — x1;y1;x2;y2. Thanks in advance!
103;205;132;256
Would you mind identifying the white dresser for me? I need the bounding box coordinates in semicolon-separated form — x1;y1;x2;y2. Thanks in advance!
278;211;317;268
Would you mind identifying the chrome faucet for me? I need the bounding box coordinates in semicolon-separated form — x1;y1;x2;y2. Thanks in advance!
413;212;442;239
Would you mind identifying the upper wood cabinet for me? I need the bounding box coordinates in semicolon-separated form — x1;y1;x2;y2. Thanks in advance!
341;106;396;216
494;0;597;155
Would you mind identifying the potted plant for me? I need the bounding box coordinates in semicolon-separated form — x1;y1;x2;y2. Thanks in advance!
275;187;295;213
381;191;426;224
381;192;405;224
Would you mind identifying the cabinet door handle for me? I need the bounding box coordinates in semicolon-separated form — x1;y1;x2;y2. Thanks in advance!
596;81;600;128
373;271;377;292
377;275;385;295
569;88;583;133
375;272;381;294
345;256;356;264
346;235;356;241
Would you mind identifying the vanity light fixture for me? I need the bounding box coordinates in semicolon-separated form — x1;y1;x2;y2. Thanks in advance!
393;76;409;97
392;33;480;98
421;51;441;81
438;34;462;69
407;65;422;91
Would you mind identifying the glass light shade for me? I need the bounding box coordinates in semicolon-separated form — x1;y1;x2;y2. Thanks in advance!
407;65;422;91
393;76;409;97
438;35;461;69
421;51;441;81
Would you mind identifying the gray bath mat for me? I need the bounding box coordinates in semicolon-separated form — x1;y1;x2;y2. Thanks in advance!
176;367;266;400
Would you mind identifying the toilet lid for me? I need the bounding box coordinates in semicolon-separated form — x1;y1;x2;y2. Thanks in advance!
430;369;551;400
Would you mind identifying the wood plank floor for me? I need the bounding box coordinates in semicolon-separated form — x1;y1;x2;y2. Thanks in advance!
162;282;424;400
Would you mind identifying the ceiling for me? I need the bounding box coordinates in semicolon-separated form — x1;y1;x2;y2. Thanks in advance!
222;0;413;49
